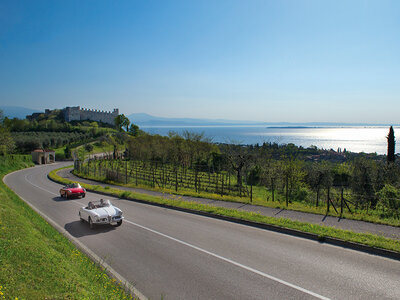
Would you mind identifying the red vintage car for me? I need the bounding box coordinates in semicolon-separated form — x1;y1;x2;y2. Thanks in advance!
60;183;86;198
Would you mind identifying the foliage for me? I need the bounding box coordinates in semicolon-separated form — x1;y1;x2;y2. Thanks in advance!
84;143;94;152
69;129;400;221
12;131;96;153
128;123;140;136
3;111;118;154
376;184;400;218
246;165;262;186
0;109;15;155
387;126;395;163
64;145;71;159
114;114;130;132
0;125;15;155
351;158;376;209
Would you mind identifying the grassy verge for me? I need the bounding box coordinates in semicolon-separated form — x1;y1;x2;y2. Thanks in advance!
0;156;135;299
51;167;400;254
73;169;400;228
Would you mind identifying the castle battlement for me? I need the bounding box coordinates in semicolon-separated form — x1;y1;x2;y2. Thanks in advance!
63;106;119;125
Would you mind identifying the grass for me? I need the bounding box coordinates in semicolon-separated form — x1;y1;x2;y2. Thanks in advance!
0;156;136;299
51;166;400;254
74;165;400;228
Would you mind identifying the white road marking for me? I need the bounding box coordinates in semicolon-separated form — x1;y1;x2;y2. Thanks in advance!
24;174;59;196
124;219;330;300
22;170;330;300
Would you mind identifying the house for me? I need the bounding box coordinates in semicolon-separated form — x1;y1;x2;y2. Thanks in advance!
31;149;55;164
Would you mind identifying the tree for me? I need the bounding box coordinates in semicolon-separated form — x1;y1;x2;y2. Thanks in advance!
0;126;15;155
225;145;253;193
0;109;15;154
114;114;130;132
84;143;94;153
387;126;395;163
263;160;283;202
307;162;332;207
281;158;306;206
64;145;71;159
128;124;140;137
352;158;376;209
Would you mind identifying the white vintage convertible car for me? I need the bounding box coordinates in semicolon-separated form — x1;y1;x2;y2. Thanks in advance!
79;199;123;229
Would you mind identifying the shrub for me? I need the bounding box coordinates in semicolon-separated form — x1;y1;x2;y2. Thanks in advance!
291;186;310;202
84;143;94;152
376;184;400;218
120;191;130;198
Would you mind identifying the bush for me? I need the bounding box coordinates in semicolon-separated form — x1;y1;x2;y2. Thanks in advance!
120;191;130;198
84;143;94;152
376;184;400;218
291;186;310;202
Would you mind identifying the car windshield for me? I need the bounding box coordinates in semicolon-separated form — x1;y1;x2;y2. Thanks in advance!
87;200;111;209
98;199;111;207
69;183;81;188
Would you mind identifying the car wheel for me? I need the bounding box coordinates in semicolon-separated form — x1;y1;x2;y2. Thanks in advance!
115;220;122;227
88;217;94;229
79;212;84;223
82;193;86;198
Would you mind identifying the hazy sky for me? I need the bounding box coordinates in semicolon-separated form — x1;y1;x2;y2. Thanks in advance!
1;0;400;123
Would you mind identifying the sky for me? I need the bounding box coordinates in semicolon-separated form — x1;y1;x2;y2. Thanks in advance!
1;0;400;123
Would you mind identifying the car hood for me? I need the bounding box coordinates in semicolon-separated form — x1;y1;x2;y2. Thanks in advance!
93;206;119;217
67;187;84;193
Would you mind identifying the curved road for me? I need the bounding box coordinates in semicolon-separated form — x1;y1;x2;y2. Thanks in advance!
4;163;400;300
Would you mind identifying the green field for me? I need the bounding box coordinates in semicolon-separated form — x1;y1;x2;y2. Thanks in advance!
0;156;135;299
75;159;400;227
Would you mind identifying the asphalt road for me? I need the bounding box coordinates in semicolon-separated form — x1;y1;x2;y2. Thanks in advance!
4;163;400;300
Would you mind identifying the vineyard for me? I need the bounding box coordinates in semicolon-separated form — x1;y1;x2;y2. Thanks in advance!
74;158;362;215
75;158;251;198
73;154;400;227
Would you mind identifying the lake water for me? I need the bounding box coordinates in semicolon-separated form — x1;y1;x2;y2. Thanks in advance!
141;125;399;155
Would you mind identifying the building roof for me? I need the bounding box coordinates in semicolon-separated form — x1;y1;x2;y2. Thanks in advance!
32;149;55;153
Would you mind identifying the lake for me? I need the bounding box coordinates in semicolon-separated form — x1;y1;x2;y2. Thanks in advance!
141;125;399;155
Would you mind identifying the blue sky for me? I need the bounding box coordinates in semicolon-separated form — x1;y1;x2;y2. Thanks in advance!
1;0;400;123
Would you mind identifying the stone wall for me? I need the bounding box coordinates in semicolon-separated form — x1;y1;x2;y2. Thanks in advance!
63;106;119;125
80;108;119;125
64;106;81;122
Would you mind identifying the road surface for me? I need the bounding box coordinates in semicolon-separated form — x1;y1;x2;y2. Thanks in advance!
4;163;400;299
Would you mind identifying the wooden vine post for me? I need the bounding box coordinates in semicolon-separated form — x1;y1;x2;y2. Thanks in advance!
125;159;128;184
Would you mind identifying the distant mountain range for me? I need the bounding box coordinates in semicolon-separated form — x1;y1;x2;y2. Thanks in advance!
0;106;40;119
128;113;397;127
0;106;397;127
127;113;265;126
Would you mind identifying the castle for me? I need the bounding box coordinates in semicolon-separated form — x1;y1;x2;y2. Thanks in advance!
26;106;119;126
63;106;119;125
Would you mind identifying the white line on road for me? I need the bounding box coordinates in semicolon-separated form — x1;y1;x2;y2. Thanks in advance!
21;169;330;300
24;173;59;196
124;219;330;300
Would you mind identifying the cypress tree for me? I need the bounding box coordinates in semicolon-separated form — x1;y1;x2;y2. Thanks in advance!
387;126;395;163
